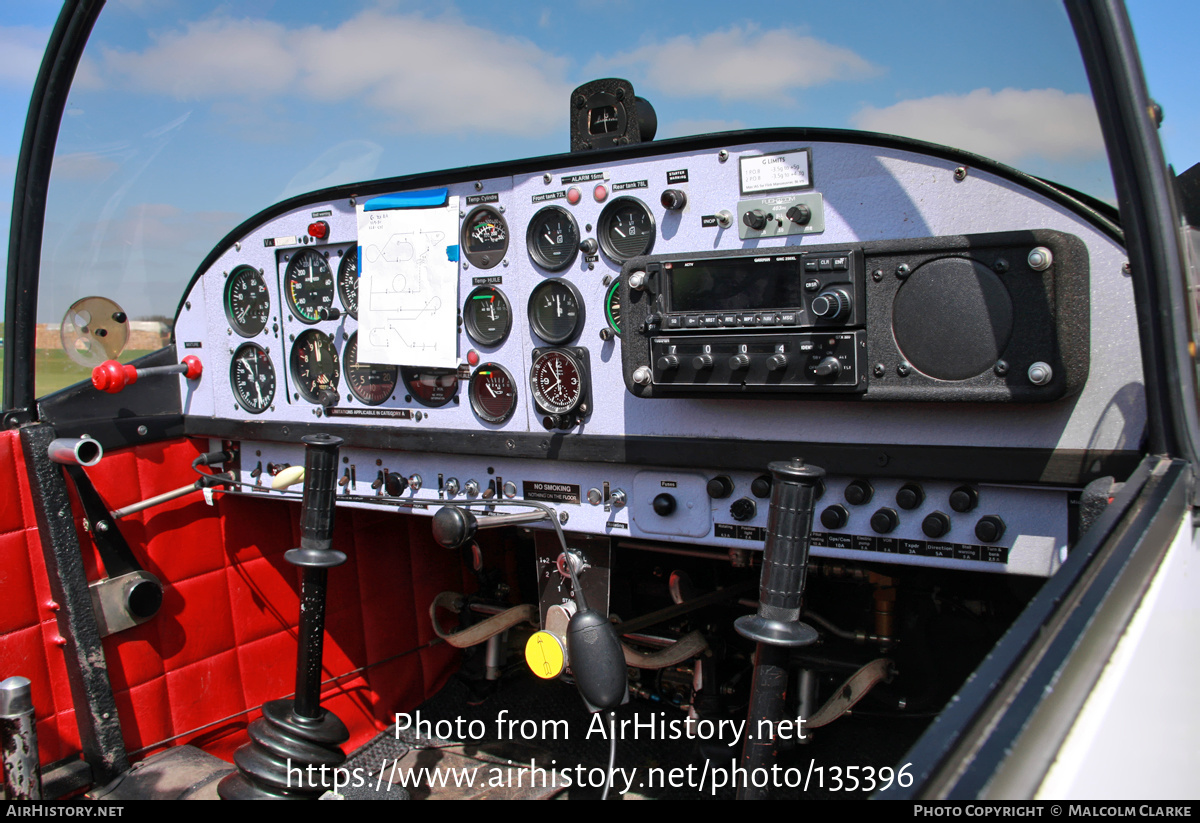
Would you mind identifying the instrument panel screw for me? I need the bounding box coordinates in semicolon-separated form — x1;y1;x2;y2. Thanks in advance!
872;269;883;282
474;181;483;191
137;425;148;436
896;362;911;377
185;302;191;310
506;439;515;450
994;360;1009;376
877;453;890;467
234;242;242;252
895;264;910;279
559;511;569;525
227;328;232;335
953;166;968;181
543;173;552;184
718;149;729;162
873;363;885;377
993;258;1009;273
502;259;509;267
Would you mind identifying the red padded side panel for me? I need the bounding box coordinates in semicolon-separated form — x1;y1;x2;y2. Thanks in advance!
0;433;469;768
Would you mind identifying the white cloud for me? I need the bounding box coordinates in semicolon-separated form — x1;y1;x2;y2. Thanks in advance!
0;26;50;89
96;10;572;136
851;88;1105;165
596;26;879;102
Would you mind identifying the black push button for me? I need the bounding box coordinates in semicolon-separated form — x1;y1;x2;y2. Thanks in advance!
653;493;677;516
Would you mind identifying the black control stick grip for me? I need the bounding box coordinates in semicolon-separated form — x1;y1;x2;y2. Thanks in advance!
735;457;824;646
290;434;345;567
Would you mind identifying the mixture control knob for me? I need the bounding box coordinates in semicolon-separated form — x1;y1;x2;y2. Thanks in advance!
657;355;680;371
814;357;840;377
707;475;734;499
922;511;951;538
949;485;979;513
786;204;812;225
579;237;599;256
652;493;676;516
896;482;925;510
811;289;850;321
844;479;874;506
384;473;406;496
444;477;460;496
975;515;1006;543
742;209;769;231
660;189;687;210
870;507;899;534
730;497;757;522
820;504;848;529
464;479;480;497
728;353;751;371
766;353;788;371
692;354;714;370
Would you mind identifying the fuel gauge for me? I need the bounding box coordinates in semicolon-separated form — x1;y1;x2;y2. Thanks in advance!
527;206;580;272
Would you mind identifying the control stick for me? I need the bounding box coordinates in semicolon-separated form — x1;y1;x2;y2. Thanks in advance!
734;457;824;801
219;434;349;800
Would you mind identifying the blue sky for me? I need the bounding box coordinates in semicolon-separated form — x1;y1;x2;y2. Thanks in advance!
1;1;1197;325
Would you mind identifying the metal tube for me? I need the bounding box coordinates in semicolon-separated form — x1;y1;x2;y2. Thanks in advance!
46;436;102;467
0;677;42;800
110;473;233;519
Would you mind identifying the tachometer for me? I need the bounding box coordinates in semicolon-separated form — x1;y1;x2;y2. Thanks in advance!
289;329;339;404
461;206;508;269
463;285;512;347
403;366;459;408
528;278;584;345
469;363;517;424
527;206;580;272
230;343;275;414
597;196;655;263
284;249;335;323
337;250;359;319
225;265;270;337
343;332;396;406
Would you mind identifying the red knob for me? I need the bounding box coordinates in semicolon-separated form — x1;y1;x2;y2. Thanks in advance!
182;355;203;380
92;360;138;394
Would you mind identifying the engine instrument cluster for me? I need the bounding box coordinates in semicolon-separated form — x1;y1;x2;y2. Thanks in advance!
172;130;1142;578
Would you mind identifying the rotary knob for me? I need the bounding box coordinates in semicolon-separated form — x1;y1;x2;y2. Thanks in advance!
660;189;687;210
786;204;812;225
384;473;406;496
766;353;788;371
657;355;680;371
730;497;757;522
729;353;751;371
811;289;850;321
653;493;677;516
814;357;840;377
692;354;714;370
742;209;769;231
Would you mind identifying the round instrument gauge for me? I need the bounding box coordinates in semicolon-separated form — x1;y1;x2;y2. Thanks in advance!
230;343;276;414
402;366;459;408
343;332;397;406
289;329;340;403
528;278;584;345
469;363;518;424
604;278;622;334
463;285;512;347
530;349;585;415
597;196;656;263
225;265;270;337
461;206;508;269
284;249;335;323
337;250;359;319
527;206;580;272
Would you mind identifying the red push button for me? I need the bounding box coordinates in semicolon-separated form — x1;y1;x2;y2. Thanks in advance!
593;184;607;202
566;187;581;205
307;221;329;240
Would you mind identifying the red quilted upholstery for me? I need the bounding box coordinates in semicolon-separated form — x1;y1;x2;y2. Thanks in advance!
0;431;469;768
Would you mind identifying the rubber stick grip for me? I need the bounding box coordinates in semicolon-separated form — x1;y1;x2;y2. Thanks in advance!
299;434;342;552
757;458;824;623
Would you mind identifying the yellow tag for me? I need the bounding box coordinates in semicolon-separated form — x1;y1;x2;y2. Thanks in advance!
524;631;565;680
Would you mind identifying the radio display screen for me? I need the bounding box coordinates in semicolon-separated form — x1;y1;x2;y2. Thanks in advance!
668;256;805;312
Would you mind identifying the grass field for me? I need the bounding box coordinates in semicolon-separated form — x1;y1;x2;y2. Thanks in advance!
0;346;159;397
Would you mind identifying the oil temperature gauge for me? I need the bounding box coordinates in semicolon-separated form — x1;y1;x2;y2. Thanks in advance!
469;363;518;424
463;285;512;347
